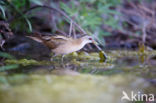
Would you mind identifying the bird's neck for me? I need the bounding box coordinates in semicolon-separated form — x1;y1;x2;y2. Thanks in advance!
73;38;88;49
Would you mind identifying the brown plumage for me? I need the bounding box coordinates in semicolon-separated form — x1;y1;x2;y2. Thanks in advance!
28;34;95;56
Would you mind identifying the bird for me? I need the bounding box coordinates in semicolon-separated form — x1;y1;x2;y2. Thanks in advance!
27;34;96;61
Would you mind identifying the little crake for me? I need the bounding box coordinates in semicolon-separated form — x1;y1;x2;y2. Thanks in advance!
29;35;96;59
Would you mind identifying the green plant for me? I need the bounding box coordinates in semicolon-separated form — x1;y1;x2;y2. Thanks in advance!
0;1;6;19
1;0;121;46
60;0;121;45
0;52;19;72
0;0;32;32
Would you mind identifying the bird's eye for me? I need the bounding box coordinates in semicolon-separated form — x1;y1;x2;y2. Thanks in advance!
89;38;92;40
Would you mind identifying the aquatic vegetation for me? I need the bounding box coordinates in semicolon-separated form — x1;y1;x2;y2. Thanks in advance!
2;50;156;75
5;59;51;66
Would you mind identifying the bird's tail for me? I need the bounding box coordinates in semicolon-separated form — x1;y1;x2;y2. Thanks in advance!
26;32;45;43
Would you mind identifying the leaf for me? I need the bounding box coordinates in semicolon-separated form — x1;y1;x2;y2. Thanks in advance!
0;52;15;59
79;0;96;3
11;0;27;10
98;3;112;13
0;64;19;72
60;2;77;16
0;5;6;19
0;1;5;5
30;0;43;5
26;19;32;32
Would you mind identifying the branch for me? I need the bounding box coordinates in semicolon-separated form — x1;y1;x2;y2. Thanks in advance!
69;20;73;37
23;5;87;34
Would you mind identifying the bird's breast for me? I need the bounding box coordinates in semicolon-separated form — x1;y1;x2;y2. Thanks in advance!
52;41;85;55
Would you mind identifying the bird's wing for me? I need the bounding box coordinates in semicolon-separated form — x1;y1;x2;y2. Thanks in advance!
43;36;68;49
27;35;71;49
52;35;72;41
26;36;43;43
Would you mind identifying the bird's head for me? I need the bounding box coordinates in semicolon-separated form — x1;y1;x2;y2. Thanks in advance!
81;36;97;44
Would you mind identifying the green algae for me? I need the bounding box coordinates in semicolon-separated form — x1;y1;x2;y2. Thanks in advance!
2;50;156;77
0;74;154;103
5;59;51;66
108;50;156;58
72;60;114;69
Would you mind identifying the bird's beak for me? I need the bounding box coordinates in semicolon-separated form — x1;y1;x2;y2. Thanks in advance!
92;40;98;45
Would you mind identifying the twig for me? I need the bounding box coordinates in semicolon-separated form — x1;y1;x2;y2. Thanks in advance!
71;16;76;38
55;30;67;36
72;24;76;38
69;20;73;37
142;21;148;43
23;5;87;34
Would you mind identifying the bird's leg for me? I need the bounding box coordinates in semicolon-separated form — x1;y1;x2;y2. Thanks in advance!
0;40;5;51
61;55;65;63
50;54;57;61
60;55;66;68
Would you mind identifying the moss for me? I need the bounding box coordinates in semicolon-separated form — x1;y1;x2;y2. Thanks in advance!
3;50;156;76
72;60;114;69
108;50;156;58
5;59;51;66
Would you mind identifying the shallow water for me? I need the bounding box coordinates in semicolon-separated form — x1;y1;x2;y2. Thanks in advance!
0;50;156;103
